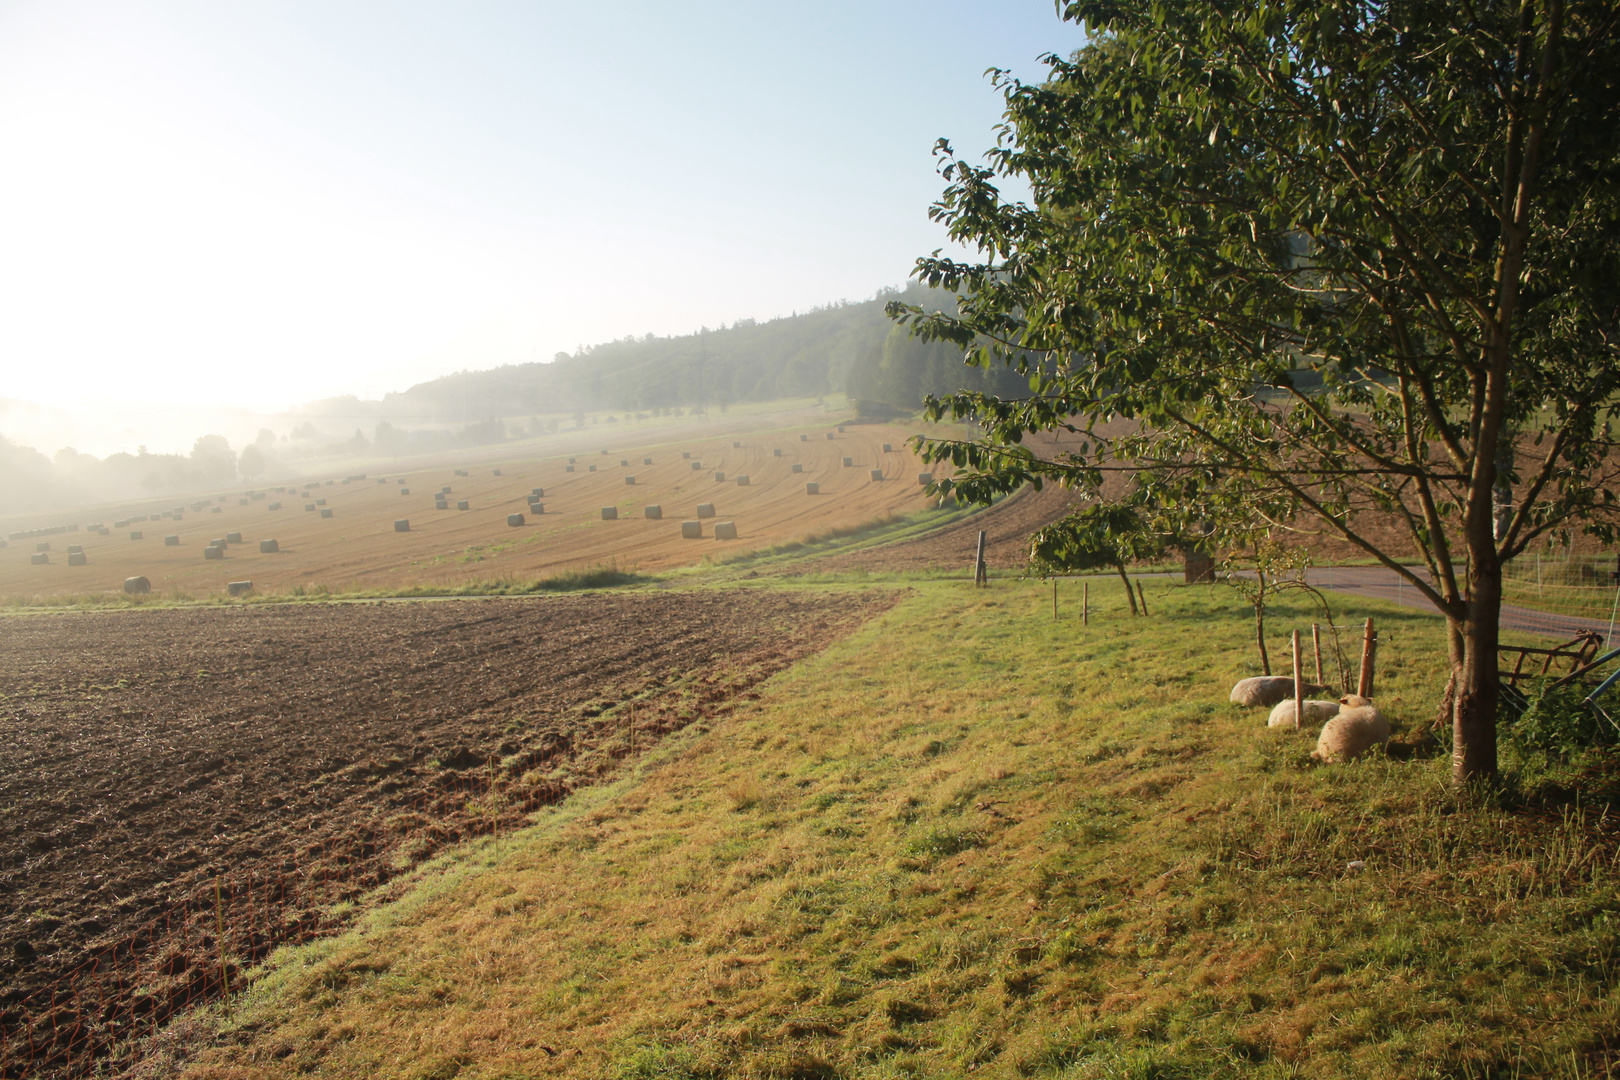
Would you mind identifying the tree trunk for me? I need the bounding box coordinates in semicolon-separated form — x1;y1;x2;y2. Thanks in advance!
1452;555;1502;783
1116;564;1139;616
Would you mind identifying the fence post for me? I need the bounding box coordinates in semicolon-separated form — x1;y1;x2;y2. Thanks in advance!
1312;624;1323;684
973;531;987;586
1358;618;1377;698
1082;582;1089;625
1292;629;1303;729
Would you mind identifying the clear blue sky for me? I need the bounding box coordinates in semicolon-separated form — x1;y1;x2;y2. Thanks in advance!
0;1;1076;438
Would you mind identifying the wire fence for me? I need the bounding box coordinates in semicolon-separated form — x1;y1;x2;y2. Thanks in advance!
1502;554;1620;622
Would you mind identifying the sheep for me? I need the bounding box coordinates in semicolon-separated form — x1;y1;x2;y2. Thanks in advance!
1266;699;1341;728
1312;695;1391;762
1230;676;1314;707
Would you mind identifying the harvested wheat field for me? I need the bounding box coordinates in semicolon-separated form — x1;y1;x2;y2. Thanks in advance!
0;587;894;1077
0;415;940;600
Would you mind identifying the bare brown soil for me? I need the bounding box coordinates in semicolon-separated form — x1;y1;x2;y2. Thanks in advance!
0;589;894;1076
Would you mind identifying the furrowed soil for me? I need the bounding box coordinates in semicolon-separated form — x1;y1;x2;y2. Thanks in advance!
0;589;894;1075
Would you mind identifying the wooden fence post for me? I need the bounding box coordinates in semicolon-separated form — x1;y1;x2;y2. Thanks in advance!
1052;580;1058;620
974;531;987;587
1083;582;1089;625
1292;629;1303;729
1312;624;1324;685
1358;618;1377;698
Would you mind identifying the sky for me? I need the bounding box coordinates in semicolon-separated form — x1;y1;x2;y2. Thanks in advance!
0;1;1077;455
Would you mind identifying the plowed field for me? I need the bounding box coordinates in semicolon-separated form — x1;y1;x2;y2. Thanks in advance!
0;589;894;1077
0;415;938;600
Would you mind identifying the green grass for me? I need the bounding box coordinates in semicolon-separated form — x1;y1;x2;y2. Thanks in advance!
168;579;1620;1078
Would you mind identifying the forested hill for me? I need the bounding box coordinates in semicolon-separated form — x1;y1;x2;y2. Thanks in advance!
380;283;1028;419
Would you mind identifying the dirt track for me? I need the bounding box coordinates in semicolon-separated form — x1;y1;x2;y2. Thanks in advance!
0;589;894;1076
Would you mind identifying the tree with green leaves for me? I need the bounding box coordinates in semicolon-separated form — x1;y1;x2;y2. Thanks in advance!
891;1;1620;782
1029;500;1168;614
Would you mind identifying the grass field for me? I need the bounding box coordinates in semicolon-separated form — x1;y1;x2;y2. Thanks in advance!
167;577;1620;1080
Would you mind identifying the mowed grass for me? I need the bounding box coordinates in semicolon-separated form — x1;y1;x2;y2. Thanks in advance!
176;579;1620;1080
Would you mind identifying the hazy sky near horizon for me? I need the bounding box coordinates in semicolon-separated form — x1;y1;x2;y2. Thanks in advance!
0;1;1073;447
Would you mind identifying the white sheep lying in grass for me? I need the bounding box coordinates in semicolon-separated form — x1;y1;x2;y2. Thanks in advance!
1231;676;1329;708
1313;695;1390;762
1266;699;1341;728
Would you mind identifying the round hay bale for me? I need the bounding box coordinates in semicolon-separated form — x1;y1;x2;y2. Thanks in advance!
620;459;629;467
238;498;248;506
1267;699;1341;728
600;506;619;520
442;486;452;494
736;475;749;486
870;469;884;481
842;457;853;467
226;532;242;543
320;508;334;518
68;552;87;566
566;465;575;472
714;472;726;482
691;462;702;470
456;501;469;511
714;521;738;541
203;546;224;560
227;580;253;597
644;504;663;519
35;542;50;552
305;503;316;512
130;531;143;540
259;539;279;553
826;432;835;440
732;440;741;448
836;424;846;433
493;469;502;476
918;472;934;485
773;448;782;457
435;499;449;509
401;488;411;496
316;498;327;506
268;502;281;510
791;463;803;473
625;475;636;485
211;506;222;514
883;443;893;452
680;519;702;538
123;576;150;594
805;482;819;495
531;502;544;514
395;519;411;532
643;457;653;465
682;451;691;459
29;552;48;565
696;502;715;519
588;464;597;472
568;456;577;463
1229;676;1296;708
164;535;180;546
67;544;83;554
800;434;808;441
506;513;524;527
209;538;226;549
532;487;545;497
